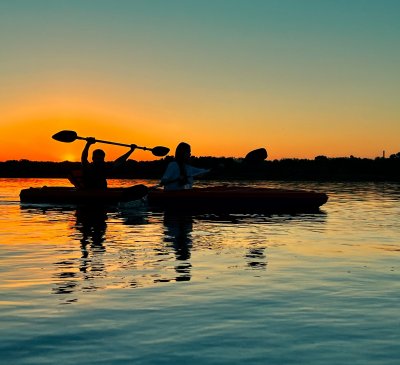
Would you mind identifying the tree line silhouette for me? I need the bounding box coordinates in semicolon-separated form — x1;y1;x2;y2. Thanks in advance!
1;154;400;181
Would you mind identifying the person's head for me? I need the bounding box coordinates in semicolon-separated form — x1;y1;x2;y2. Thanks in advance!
92;149;106;163
175;142;191;163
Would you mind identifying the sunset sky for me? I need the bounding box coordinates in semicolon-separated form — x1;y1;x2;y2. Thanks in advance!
1;0;399;162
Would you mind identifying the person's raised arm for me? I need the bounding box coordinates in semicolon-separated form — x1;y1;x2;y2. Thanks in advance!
81;137;96;166
114;144;137;168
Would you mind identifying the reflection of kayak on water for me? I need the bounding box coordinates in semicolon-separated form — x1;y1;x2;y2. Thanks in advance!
20;185;328;213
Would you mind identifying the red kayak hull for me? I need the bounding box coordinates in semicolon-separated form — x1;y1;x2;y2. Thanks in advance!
20;186;328;212
147;186;328;213
19;185;147;204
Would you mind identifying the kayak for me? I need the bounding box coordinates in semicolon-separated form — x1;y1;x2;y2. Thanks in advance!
19;185;148;205
147;186;328;213
20;185;328;212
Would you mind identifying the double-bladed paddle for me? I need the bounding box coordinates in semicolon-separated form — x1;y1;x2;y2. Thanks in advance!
156;147;268;189
52;130;170;157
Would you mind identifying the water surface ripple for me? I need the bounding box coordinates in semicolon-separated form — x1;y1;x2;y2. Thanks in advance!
0;179;399;364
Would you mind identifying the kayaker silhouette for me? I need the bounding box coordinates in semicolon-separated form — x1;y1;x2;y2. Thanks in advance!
160;142;210;191
78;137;137;189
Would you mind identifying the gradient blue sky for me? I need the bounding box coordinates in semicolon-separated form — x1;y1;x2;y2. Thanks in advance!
1;0;399;161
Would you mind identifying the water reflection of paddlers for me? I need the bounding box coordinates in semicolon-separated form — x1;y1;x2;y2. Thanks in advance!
162;212;193;282
75;206;108;279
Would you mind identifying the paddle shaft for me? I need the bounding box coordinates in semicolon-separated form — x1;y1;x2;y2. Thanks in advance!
154;148;267;189
77;136;153;151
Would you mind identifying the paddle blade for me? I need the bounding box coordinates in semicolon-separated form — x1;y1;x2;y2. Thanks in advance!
244;148;268;162
52;130;78;143
151;146;170;157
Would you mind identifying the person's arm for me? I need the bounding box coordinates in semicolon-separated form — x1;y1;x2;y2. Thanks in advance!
186;166;210;177
113;144;137;168
160;162;180;187
81;137;96;166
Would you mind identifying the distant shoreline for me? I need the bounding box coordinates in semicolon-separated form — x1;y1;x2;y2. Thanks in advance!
1;156;400;181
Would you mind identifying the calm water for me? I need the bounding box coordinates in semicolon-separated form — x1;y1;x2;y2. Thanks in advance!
1;178;399;365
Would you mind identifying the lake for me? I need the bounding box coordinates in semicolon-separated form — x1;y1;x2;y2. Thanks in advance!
1;178;399;364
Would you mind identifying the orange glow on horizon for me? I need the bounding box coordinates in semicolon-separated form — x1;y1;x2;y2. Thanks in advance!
0;115;392;162
1;90;397;162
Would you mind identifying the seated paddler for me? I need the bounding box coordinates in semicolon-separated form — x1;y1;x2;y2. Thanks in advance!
160;142;210;191
79;137;137;190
